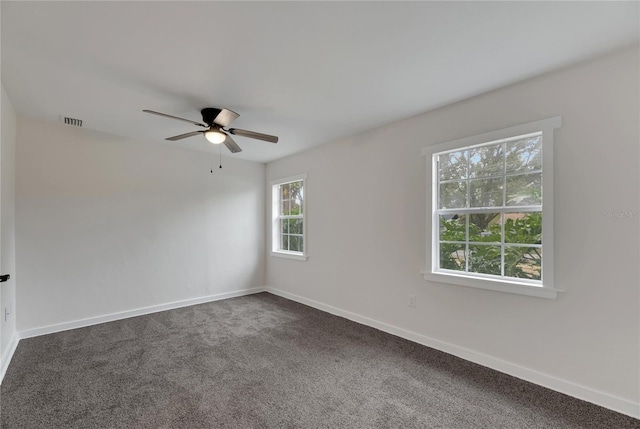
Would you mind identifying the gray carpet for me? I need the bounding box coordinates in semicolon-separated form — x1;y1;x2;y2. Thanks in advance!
1;293;638;428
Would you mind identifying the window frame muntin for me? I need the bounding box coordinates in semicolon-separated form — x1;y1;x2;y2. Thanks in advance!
422;117;562;299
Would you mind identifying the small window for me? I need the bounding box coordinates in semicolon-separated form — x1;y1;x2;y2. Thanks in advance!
422;118;562;299
271;174;307;261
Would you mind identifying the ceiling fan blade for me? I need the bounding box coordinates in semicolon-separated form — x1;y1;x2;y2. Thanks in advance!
143;110;207;127
166;131;204;141
213;108;240;127
227;128;278;143
223;135;242;153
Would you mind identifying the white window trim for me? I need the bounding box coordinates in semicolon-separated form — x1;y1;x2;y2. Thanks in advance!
270;173;308;261
421;117;563;299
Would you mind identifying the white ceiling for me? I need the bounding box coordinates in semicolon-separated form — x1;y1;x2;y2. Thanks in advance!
2;1;638;163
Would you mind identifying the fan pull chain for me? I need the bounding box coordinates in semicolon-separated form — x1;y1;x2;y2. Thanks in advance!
219;144;223;169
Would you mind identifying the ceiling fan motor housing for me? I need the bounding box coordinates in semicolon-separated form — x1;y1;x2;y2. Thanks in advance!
201;108;222;126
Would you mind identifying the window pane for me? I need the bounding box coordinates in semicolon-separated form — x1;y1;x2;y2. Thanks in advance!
504;212;542;244
505;136;541;173
439;151;467;180
280;234;289;251
289;235;303;253
291;198;302;216
469;178;503;207
288;219;303;235
439;181;467;209
439;215;465;242
506;173;541;206
280;183;289;200
289;181;302;196
469;213;501;243
469;144;504;178
281;219;289;234
290;182;302;208
440;243;466;271
468;245;501;276
505;246;541;280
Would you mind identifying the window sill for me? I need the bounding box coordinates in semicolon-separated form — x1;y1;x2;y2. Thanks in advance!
422;271;563;299
271;251;308;261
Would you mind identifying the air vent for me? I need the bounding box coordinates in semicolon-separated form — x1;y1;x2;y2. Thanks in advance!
64;117;83;127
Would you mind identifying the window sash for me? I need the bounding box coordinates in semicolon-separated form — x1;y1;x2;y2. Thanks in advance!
436;209;542;282
437;132;542;211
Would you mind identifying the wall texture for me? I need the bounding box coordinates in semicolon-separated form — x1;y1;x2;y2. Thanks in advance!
1;85;18;370
16;119;265;331
266;48;640;415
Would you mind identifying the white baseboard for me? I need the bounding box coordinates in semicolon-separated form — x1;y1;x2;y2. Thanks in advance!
19;287;266;339
0;332;19;385
265;286;640;420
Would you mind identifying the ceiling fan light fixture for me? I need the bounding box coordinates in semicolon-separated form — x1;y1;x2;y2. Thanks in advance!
204;129;226;144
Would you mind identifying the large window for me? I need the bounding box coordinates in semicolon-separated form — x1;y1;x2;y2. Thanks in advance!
422;118;562;299
271;174;307;260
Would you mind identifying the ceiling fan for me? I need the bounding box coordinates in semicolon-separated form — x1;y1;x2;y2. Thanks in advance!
143;108;278;153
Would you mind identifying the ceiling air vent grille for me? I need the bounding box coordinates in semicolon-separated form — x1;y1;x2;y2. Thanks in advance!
64;117;83;127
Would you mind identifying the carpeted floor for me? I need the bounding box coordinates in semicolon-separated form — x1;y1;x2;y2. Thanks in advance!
1;293;638;428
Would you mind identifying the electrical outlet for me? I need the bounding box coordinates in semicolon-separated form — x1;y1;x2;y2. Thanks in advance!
408;294;416;308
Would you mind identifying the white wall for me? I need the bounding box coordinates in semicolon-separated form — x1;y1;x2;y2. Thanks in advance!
266;48;639;415
16;119;265;331
1;85;17;367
